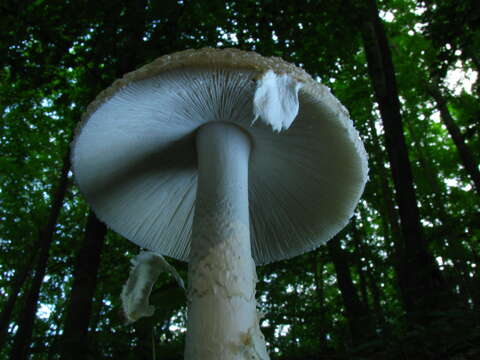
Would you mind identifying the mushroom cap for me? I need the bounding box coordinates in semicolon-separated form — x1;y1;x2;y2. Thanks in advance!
72;48;368;265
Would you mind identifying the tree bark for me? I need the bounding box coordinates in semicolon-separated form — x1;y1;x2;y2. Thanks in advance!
134;316;156;360
351;218;369;310
312;250;327;348
404;115;448;219
0;247;38;349
350;0;446;325
9;150;71;360
327;237;370;346
427;78;480;195
366;268;389;338
366;115;409;311
470;248;480;310
117;0;148;76
59;211;107;360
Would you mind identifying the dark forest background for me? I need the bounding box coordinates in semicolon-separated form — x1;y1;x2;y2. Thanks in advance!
1;0;479;359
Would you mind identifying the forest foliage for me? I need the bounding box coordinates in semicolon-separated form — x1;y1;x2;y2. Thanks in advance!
1;0;479;359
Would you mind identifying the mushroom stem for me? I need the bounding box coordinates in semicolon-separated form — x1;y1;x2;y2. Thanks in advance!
185;122;269;359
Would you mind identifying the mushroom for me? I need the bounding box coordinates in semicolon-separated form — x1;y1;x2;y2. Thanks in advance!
72;48;368;359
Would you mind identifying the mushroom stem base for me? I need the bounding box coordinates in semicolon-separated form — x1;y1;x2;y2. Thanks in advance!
185;122;269;360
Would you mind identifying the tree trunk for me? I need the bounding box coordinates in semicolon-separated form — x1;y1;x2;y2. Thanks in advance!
366;268;389;338
404;115;448;219
464;45;480;75
117;0;148;77
427;78;480;195
327;237;370;346
470;248;480;310
366;115;409;311
351;218;369;310
312;250;327;348
351;0;446;325
59;211;107;360
0;247;38;349
134;316;156;360
9;150;71;360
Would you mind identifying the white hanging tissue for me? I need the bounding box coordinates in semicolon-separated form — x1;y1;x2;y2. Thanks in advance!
253;70;303;132
121;251;185;324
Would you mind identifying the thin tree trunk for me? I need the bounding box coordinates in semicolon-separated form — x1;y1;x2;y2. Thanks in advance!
0;248;38;349
350;0;446;325
327;237;370;346
427;78;480;194
59;211;107;360
366;115;409;310
366;268;389;338
351;218;369;310
464;45;480;75
9;150;71;360
134;316;156;360
402;112;475;304
117;0;148;77
355;208;390;338
470;248;480;310
312;251;327;348
451;257;475;308
404;116;448;219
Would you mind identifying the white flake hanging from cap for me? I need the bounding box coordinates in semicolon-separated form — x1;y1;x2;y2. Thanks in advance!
121;251;185;324
252;70;303;132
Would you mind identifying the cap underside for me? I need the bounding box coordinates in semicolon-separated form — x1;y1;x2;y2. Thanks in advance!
73;52;368;265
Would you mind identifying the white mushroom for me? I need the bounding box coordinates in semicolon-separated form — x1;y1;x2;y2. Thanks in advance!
72;48;368;359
